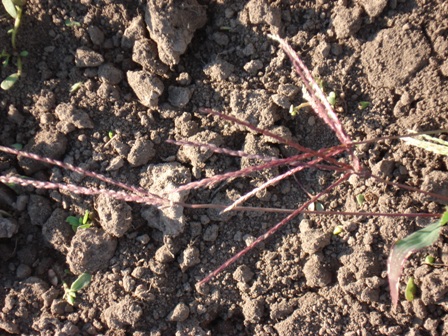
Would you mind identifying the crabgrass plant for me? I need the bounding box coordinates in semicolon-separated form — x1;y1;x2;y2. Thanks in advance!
1;0;27;90
0;35;447;309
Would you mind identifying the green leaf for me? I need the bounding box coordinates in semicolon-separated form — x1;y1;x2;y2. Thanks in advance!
82;210;90;225
77;223;91;230
11;143;22;150
66;294;75;305
65;19;81;27
1;73;19;90
356;194;365;207
424;255;435;265
327;91;336;107
70;82;83;93
402;133;448;156
2;0;17;18
388;209;448;307
333;225;343;235
358;101;370;110
66;216;80;227
405;277;417;302
19;50;28;57
70;272;92;292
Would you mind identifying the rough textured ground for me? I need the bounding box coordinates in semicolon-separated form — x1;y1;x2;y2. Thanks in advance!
1;0;448;335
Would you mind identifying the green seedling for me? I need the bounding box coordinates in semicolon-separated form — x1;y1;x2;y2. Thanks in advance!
290;82;337;116
388;207;448;308
108;130;115;139
356;194;365;207
358;101;370;110
1;0;27;90
66;210;92;232
424;255;435;265
65;19;81;27
63;272;92;305
70;81;83;93
333;225;343;235
404;277;417;302
10;143;22;150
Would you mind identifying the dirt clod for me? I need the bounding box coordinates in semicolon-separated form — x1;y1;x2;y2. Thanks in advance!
67;228;117;274
96;194;132;238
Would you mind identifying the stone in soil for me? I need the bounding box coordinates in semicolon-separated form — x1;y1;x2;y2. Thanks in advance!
167;302;190;322
178;245;200;272
18;130;67;175
144;0;207;66
127;138;155;167
102;296;143;329
203;58;235;81
140;162;191;237
42;208;73;254
302;253;332;288
54;103;94;134
67;228;117;274
168;85;194;108
177;130;223;168
126;70;164;107
98;63;123;85
27;195;52;226
121;15;146;49
357;0;388;17
95;194;132;238
331;5;362;39
420;269;448;305
74;47;104;67
0;217;18;238
132;38;169;76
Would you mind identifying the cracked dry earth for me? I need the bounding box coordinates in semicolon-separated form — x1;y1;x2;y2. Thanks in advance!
1;0;448;335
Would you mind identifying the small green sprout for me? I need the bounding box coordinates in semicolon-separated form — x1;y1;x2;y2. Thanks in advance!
424;255;435;265
66;210;92;232
63;272;92;305
11;143;22;150
358;101;370;110
308;201;324;212
1;0;27;90
290;81;337;117
108;131;115;139
327;91;337;107
333;225;344;235
356;194;365;207
70;82;83;93
65;19;81;27
405;277;417;302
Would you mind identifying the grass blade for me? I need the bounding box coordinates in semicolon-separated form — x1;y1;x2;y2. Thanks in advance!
402;134;448;156
388;208;448;308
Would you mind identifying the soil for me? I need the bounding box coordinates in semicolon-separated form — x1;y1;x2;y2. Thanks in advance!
1;0;448;335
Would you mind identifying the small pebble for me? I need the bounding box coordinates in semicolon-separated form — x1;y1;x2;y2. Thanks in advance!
167;302;190;322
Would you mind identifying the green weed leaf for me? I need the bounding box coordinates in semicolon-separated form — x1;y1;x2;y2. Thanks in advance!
388;208;448;308
19;50;28;57
2;0;17;18
70;272;91;292
405;277;417;302
1;73;19;90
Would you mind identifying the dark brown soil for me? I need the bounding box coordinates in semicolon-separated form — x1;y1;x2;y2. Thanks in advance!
1;0;448;335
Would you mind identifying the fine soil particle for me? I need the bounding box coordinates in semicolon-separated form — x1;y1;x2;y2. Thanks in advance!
2;0;448;335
